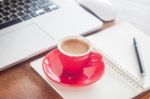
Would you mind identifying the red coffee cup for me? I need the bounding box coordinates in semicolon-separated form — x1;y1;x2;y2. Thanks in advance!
57;36;103;74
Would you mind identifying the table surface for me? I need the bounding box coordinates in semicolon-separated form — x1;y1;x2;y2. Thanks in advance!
0;22;149;99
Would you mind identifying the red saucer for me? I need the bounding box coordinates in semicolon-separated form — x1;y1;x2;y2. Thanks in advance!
42;48;105;87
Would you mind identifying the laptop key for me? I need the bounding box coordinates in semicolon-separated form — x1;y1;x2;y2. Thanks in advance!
0;18;22;30
3;17;10;21
11;4;17;8
24;9;32;13
17;7;24;11
0;4;3;8
17;12;25;16
35;9;45;15
24;0;32;3
30;12;38;17
24;4;30;9
44;7;51;12
3;1;10;6
0;19;3;24
4;6;11;10
37;0;49;4
38;2;51;9
0;9;4;13
30;6;39;11
3;12;10;16
10;0;17;3
0;14;2;18
10;14;18;19
9;9;17;13
18;2;25;6
21;14;32;20
39;11;45;15
30;1;37;6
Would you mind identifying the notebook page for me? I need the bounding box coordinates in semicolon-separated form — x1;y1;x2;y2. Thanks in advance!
87;22;150;89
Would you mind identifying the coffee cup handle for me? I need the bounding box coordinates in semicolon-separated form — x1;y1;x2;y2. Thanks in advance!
43;57;50;67
86;51;103;67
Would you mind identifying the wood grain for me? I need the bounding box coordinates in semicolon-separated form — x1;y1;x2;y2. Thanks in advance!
0;54;63;99
132;89;150;99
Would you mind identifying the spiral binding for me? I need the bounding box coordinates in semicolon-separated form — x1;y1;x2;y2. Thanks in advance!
93;46;145;91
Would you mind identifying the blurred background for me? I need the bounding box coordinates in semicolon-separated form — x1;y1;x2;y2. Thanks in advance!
75;0;150;36
109;0;150;36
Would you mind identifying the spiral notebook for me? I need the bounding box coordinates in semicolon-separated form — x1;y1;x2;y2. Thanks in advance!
87;22;150;89
30;22;150;99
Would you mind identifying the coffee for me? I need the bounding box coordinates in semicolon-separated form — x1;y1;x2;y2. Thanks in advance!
61;39;89;55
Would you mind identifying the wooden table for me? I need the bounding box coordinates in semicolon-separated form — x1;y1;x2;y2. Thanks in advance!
0;22;149;99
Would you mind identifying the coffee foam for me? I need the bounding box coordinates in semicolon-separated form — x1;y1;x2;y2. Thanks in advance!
61;39;90;55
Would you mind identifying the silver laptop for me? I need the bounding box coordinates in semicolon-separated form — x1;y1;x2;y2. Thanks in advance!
0;0;103;71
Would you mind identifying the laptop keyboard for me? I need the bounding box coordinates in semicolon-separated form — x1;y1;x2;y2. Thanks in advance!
0;0;59;30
